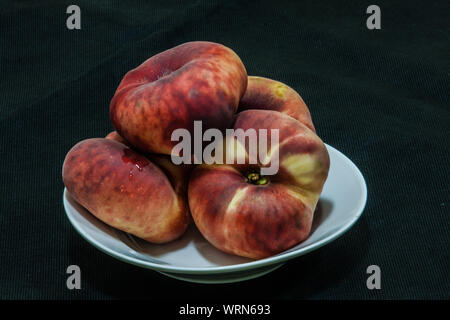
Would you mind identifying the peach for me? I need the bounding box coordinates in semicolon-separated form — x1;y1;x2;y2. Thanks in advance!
62;138;190;243
238;76;315;132
188;110;329;259
110;41;247;155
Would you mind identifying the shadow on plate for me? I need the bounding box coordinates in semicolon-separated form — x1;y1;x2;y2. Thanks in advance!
67;190;334;268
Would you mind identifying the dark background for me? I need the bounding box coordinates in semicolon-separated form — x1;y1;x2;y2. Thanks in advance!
0;0;448;300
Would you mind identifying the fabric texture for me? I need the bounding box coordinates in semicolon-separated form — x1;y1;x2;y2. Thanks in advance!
0;0;448;299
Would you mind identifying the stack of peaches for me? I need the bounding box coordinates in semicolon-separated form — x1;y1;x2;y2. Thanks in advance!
63;42;330;259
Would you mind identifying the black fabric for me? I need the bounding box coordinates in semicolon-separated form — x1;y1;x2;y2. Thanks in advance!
0;0;448;300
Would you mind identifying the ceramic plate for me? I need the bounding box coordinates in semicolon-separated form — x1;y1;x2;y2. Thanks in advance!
63;144;367;283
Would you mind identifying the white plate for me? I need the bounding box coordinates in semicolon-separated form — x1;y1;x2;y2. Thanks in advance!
63;144;367;283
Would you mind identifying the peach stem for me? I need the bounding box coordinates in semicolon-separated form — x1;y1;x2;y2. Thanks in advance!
246;172;269;185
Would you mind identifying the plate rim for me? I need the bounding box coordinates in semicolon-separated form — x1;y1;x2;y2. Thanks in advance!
63;143;367;275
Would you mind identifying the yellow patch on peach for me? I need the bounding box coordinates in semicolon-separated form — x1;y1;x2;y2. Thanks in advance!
285;186;319;209
282;154;321;186
273;84;288;98
226;187;248;213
